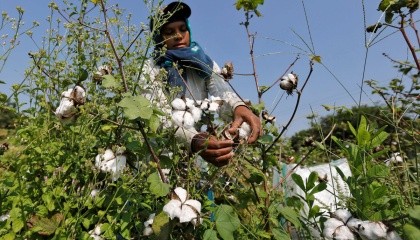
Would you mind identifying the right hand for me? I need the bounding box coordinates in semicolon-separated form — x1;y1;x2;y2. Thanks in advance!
191;132;234;167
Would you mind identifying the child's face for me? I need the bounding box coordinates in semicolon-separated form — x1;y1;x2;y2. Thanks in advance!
161;20;190;50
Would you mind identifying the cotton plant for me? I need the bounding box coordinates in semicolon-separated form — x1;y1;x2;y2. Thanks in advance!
323;209;402;240
143;213;156;236
94;148;127;181
54;85;86;123
162;187;202;226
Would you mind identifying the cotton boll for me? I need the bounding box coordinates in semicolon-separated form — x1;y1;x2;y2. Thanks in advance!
171;98;186;110
190;107;202;122
102;149;116;161
323;218;345;239
0;213;10;222
163;199;182;220
143;227;153;236
357;221;388;240
55;98;77;119
171;110;185;127
239;122;251;139
347;217;363;232
334;225;356;240
200;99;210;110
185;98;195;110
332;209;353;223
144;213;155;227
90;189;100;198
386;231;402;240
208;102;219;112
182;111;195;129
174;187;188;203
72;86;86;104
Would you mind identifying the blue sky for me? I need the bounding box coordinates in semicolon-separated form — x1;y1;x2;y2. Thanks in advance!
0;1;411;136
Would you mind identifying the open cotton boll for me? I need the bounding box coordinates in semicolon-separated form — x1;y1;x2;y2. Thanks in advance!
386;231;402;240
179;199;201;223
347;217;363;231
171;98;186;110
200;99;210;110
182;111;195;129
55;98;77;119
334;225;356;240
163;199;182;220
174;187;188;202
323;218;345;239
95;149;126;181
239;122;251;139
72;86;86;104
357;221;388;240
332;209;353;223
190;107;202;122
171;110;186;127
0;213;10;222
208;102;219;112
185;98;195;110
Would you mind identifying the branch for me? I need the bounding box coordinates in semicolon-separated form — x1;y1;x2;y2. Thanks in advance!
274;123;336;189
265;60;314;153
399;13;420;71
99;0;128;92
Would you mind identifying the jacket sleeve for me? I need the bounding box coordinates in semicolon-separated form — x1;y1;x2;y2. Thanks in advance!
207;61;247;122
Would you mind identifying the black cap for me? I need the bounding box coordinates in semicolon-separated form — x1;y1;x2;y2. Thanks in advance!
162;2;191;23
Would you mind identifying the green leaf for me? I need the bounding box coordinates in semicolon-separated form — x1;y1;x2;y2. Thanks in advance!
258;134;273;144
203;229;219;240
306;172;318;190
215;205;240;240
356;116;371;148
408;205;420;226
147;172;170;197
403;223;420;240
278;206;301;228
78;68;88;81
118;95;153;120
272;228;290;240
291;173;305;191
102;75;119;88
310;55;322;63
151;212;172;240
12;218;24;233
367;165;389;178
309;182;327;196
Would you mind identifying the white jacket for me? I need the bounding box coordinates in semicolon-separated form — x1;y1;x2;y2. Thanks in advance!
139;59;245;149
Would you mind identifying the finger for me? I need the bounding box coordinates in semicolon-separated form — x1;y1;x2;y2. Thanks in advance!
247;120;261;143
206;138;234;149
204;151;234;167
201;146;233;158
228;118;243;135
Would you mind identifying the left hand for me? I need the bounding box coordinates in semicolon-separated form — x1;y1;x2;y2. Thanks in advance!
228;105;261;143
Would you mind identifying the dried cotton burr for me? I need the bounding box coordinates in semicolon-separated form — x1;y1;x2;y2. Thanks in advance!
279;72;298;95
93;65;112;82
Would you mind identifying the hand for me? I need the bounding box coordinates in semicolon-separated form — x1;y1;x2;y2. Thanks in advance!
228;105;261;143
191;132;234;167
